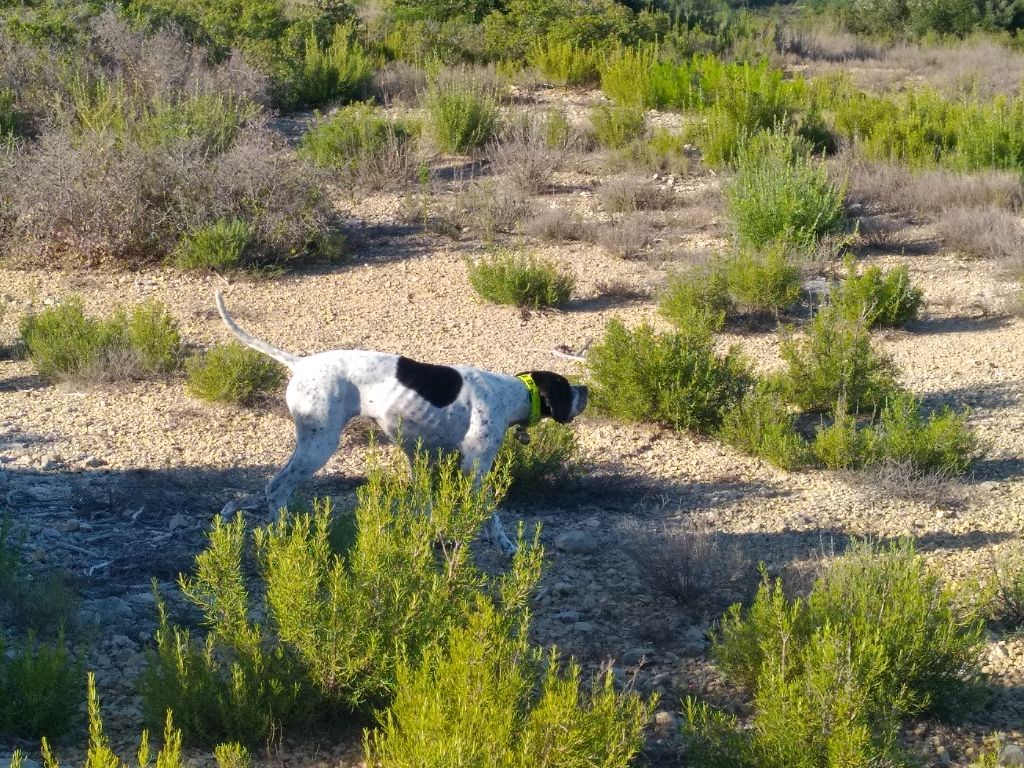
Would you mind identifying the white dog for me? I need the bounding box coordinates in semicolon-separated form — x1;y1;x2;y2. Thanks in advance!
214;290;588;553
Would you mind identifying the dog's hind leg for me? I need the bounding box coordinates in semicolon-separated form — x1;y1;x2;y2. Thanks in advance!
265;414;346;519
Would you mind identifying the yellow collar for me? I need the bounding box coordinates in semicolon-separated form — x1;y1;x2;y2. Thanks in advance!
516;374;542;427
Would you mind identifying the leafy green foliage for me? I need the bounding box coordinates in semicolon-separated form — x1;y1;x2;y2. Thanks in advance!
0;632;81;739
587;318;750;433
724;131;845;252
299;103;418;189
872;391;978;476
590;103;646;149
140;449;540;745
718;383;809;470
777;306;901;413
213;743;252;768
468;250;574;309
659;262;731;330
292;23;375;108
689;540;985;767
721;246;802;317
185;342;286;406
811;402;875;469
365;598;653;767
426;78;500;154
527;37;602;86
173;219;254;271
495;421;580;500
19;299;182;381
832;260;923;328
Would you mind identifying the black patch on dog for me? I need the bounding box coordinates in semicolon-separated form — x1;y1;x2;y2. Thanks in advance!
520;370;574;423
396;356;462;408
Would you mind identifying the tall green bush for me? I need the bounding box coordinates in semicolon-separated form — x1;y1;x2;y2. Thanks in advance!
426;78;500;154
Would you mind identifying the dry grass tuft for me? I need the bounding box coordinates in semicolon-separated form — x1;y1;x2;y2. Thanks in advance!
589;214;656;259
621;517;749;606
849;458;968;509
373;60;427;105
937;205;1024;264
524;206;585;242
486;117;563;194
596;175;675;214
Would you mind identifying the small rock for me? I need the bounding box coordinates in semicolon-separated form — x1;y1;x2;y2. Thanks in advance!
936;745;952;765
553;582;573;597
168;513;189;531
62;519;80;533
555;530;598;554
653;710;679;729
84;457;108;468
556;610;580;624
621;647;655;666
992;644;1010;659
1000;744;1024;766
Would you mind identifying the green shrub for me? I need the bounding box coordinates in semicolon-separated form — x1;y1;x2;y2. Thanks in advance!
299;103;417;190
527;38;602;86
693;540;985;767
468;250;574;309
0;632;81;739
590;103;646;149
173;219;254;271
495;421;580;500
293;23;375;108
985;555;1024;631
832;260;923;328
185;342;286;406
425;78;500;154
0;516;79;636
133;93;259;156
0;88;23;139
811;402;875;470
140;449;540;744
618;127;693;175
778;306;901;413
213;743;252;768
19;299;182;381
366;599;652;767
25;671;182;768
718;383;809;470
659;261;731;330
724;131;845;252
721;246;802;317
873;391;977;476
587;317;749;433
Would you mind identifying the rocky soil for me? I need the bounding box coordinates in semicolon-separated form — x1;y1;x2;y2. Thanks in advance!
2;87;1024;767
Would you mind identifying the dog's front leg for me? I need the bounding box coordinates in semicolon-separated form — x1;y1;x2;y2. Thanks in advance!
461;444;517;557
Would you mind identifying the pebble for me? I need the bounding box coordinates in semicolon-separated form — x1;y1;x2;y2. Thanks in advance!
1001;745;1024;766
936;744;952;765
556;609;580;623
654;710;679;729
168;512;189;531
621;647;655;666
554;530;598;554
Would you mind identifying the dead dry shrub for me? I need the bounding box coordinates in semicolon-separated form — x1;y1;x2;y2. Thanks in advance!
486;117;563;194
849;458;968;508
937;205;1024;265
524;206;584;242
596;175;675;214
840;154;1023;214
447;178;528;239
621;517;749;606
373;60;428;105
589;214;656;258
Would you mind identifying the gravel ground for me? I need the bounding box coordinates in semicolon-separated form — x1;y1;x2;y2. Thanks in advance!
2;89;1024;767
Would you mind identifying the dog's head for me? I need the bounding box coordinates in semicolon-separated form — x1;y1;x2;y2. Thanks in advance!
519;370;588;424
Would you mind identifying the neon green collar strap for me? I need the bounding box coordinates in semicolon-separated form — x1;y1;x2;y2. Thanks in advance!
517;374;542;427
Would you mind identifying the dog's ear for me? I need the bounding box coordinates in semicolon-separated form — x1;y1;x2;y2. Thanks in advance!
523;370;574;423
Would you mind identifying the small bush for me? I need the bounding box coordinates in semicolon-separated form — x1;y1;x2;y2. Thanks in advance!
495;421;580;500
468;250;574;309
721;246;802;317
718;384;810;470
487;118;563;194
937;204;1024;261
621;518;748;606
527;38;602;86
587;318;749;433
185;342;286;406
299;103;418;191
596;175;674;214
366;599;652;768
590;214;655;258
873;391;977;476
0;632;82;739
524;207;585;242
659;261;731;330
213;743;252;768
693;540;985;767
20;299;181;381
425;78;500;154
141;450;539;744
617;128;694;175
27;672;182;768
811;402;875;470
292;23;375;108
778;306;901;413
832;259;922;327
985;553;1024;631
448;179;529;240
725;132;845;252
173;219;254;271
590;104;646;150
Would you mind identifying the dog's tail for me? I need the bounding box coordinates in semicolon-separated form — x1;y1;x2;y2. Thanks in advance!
214;290;301;370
